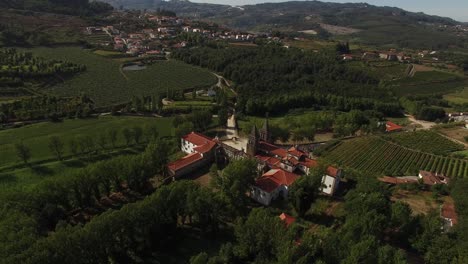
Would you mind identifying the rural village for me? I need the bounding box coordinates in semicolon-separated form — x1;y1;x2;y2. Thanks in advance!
2;1;468;263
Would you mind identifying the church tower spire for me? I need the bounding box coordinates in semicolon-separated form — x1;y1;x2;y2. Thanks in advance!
259;113;271;143
246;124;259;156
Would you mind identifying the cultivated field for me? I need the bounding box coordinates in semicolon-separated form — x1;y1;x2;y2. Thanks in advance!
444;86;468;104
384;130;464;156
324;137;468;178
24;47;217;107
390;71;466;96
0;116;174;169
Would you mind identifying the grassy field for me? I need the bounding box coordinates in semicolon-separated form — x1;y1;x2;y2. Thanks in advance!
323;136;468;178
23;47;217;107
0;116;174;169
0;154;130;192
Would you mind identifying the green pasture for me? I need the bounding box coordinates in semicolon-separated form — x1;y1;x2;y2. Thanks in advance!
0;116;174;169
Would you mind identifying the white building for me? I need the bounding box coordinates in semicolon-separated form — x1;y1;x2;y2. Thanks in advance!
251;169;299;206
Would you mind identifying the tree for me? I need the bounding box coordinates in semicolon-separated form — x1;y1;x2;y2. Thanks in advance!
97;133;108;151
191;110;212;132
69;138;79;157
288;166;324;216
48;136;64;161
234;208;287;261
218;108;228;127
15;141;31;166
0;111;6;123
144;123;159;142
215;158;257;212
132;126;143;144
108;128;118;148
190;252;208;264
175;122;194;142
122;127;133;146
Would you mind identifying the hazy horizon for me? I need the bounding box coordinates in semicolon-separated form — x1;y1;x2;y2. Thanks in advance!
190;0;468;22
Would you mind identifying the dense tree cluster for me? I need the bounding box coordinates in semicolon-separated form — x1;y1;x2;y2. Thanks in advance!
172;45;402;116
0;48;85;88
400;95;448;121
0;95;94;122
0;0;113;16
0;139;172;262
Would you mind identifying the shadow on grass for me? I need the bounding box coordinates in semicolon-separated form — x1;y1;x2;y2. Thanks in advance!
63;159;86;168
0;173;17;184
31;164;54;176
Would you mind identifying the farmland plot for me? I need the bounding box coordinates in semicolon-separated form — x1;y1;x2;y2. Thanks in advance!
24;47;217;107
323;137;468;178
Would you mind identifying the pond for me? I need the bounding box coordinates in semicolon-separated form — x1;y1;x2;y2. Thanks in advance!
122;64;147;71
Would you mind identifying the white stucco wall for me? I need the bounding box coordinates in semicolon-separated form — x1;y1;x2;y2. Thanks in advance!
181;139;196;154
321;175;337;195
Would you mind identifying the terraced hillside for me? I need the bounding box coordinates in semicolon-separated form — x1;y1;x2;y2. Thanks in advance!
323;137;468;178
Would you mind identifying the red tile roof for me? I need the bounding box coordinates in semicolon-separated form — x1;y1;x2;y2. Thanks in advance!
441;202;458;225
287;147;304;158
284;156;300;165
193;140;216;154
279;213;296;226
299;159;340;178
256;155;281;167
168;153;203;172
255;169;299;193
386;121;403;132
258;141;288;157
182;132;214;146
326;166;339;178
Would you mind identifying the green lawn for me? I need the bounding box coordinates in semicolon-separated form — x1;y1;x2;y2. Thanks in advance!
0;116;174;169
23;47;217;107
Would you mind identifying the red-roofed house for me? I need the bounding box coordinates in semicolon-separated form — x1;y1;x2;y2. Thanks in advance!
256;141;342;197
251;169;299;206
441;201;458;230
168;132;217;178
386;121;403;133
181;132;216;154
279;213;296;227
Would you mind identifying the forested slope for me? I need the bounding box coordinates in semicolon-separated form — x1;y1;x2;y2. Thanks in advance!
172;45;401;116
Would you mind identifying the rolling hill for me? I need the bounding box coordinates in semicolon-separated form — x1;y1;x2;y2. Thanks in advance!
100;0;467;49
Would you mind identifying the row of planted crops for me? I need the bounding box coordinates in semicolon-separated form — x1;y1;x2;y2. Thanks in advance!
323;137;468;178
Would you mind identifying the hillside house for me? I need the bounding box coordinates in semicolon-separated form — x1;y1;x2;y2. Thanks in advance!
447;112;468;122
418;171;449;185
386;121;403;133
251;169;299;206
441;201;458;230
167;132;216;178
362;52;379;60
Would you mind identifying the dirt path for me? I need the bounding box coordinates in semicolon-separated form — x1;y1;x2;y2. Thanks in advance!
405;114;436;130
119;65;129;80
213;73;237;96
226;114;239;139
438;132;468;148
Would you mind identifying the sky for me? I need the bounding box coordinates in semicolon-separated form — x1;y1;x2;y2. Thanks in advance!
190;0;468;22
